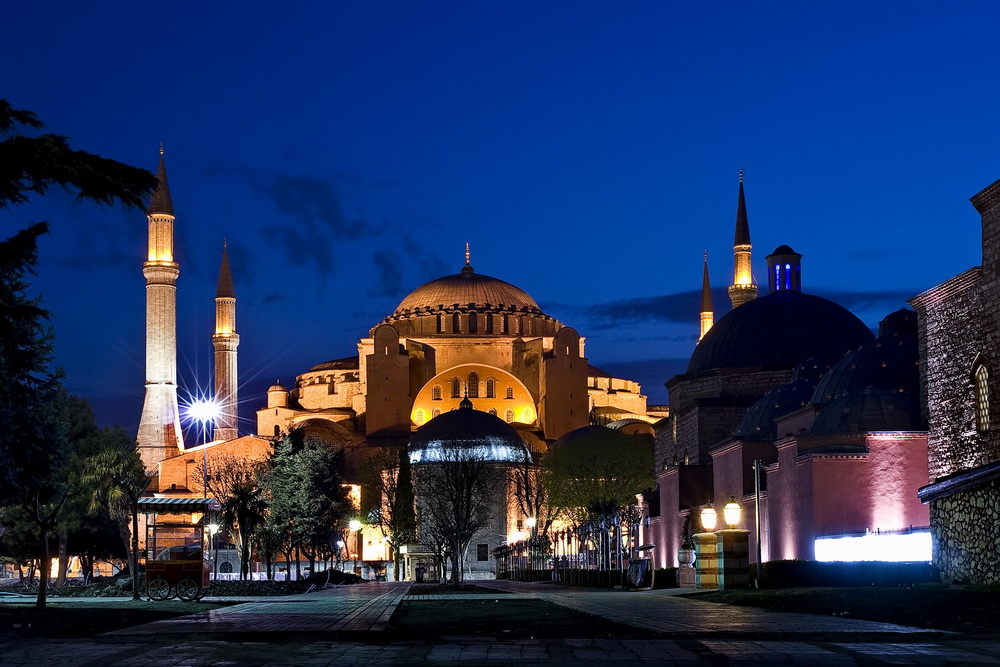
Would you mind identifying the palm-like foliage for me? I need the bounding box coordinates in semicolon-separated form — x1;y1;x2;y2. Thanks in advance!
82;434;152;599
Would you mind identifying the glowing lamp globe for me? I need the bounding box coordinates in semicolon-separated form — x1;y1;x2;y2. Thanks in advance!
207;522;220;535
526;517;537;529
700;505;717;532
187;399;221;424
349;519;362;531
723;496;743;529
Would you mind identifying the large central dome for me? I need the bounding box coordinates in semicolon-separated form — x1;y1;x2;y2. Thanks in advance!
393;264;541;316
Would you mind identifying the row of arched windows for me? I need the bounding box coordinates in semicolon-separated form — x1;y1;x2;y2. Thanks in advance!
414;406;518;424
434;313;537;335
433;374;512;400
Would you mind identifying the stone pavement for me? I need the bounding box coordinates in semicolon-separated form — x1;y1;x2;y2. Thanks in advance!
2;580;1000;665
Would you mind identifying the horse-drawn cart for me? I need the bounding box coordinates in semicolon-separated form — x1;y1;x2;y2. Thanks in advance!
137;497;219;602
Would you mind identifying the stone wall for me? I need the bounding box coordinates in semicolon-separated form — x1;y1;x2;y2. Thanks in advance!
929;478;1000;584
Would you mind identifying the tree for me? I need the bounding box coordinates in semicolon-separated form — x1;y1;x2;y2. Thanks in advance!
264;432;351;579
359;445;416;580
82;429;153;599
542;427;654;571
0;100;156;608
204;454;268;579
414;452;505;588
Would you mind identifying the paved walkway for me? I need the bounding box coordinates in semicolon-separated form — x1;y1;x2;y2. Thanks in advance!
2;580;1000;665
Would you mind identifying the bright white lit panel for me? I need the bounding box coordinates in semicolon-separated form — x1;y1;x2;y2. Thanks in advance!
814;532;931;562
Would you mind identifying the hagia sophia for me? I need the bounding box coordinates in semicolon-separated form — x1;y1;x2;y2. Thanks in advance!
136;151;1000;585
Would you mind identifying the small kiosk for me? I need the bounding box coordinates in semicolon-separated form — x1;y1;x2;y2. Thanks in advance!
138;497;219;601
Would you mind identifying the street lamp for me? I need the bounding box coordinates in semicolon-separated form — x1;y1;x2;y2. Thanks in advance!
723;496;743;529
700;504;717;532
348;520;363;575
185;398;220;498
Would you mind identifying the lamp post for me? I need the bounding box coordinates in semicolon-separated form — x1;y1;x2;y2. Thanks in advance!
185;398;220;498
700;504;717;532
723;496;743;529
752;459;764;587
717;496;750;590
208;522;220;581
349;519;362;576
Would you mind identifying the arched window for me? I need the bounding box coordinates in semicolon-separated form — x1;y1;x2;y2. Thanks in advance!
432;409;441;419
452;377;462;398
488;408;497;417
506;386;514;399
220;561;233;574
415;409;426;425
505;410;514;423
522;408;533;423
469;313;478;333
432;385;442;401
485;315;493;333
468;371;480;398
452;313;461;333
273;425;281;437
486;378;496;398
974;356;990;432
437;314;445;333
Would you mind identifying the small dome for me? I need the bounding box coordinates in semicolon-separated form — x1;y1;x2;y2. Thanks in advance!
550;424;644;451
733;377;818;440
408;400;531;465
810;309;919;406
268;382;288;392
809;387;922;435
770;244;798;255
392;264;542;316
687;290;873;374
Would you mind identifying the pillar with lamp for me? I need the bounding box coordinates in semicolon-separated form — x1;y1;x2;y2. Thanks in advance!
716;496;750;589
693;502;720;589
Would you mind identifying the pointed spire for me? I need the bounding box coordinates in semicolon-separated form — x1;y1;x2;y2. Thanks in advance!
734;169;750;246
461;241;475;275
216;240;235;299
148;145;174;215
701;252;713;312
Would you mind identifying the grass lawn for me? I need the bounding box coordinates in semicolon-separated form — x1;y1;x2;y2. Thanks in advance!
388;598;643;639
690;586;1000;634
0;599;235;638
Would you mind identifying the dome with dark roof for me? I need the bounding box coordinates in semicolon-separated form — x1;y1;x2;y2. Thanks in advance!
810;309;919;406
550;424;645;451
733;360;829;440
308;356;360;373
687;290;874;374
408;398;532;465
808;387;922;435
393;264;542;316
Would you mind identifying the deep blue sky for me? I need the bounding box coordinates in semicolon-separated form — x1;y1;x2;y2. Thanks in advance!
5;1;1000;436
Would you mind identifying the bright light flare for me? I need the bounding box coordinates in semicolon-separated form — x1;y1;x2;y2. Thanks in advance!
185;398;221;424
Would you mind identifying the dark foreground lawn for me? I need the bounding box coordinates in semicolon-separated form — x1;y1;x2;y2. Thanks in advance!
0;599;234;638
691;586;1000;634
388;598;643;640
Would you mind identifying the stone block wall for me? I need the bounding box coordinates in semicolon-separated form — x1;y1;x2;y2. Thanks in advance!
929;478;1000;585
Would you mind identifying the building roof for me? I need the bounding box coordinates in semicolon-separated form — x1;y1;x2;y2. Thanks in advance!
734;178;750;246
808;387;922;435
307;357;360;373
216;242;235;299
686;290;874;374
148;150;173;215
408;398;531;465
392;263;542;316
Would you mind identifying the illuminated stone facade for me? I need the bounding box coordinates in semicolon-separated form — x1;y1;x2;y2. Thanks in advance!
911;176;1000;585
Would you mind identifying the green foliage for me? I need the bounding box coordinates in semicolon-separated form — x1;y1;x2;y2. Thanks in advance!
264;432;351;568
0;100;157;211
542;427;654;520
358;445;416;579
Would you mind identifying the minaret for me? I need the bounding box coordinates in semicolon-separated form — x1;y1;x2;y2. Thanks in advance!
137;147;184;472
699;252;714;342
212;241;240;442
727;169;758;309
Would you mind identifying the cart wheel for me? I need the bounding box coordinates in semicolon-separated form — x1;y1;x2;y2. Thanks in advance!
176;578;200;601
147;578;171;601
193;586;208;601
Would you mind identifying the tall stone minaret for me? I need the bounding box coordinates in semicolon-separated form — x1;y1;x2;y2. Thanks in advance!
212;241;239;442
727;169;758;309
699;252;714;342
137;147;184;472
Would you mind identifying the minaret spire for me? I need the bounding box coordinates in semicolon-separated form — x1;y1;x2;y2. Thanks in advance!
728;169;758;309
699;252;714;342
461;242;475;275
213;241;240;442
137;148;184;474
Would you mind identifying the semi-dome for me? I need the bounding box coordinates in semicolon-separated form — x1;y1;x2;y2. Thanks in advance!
687;290;874;374
408;398;532;465
810;309;919;406
808;387;922;435
393;264;541;316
